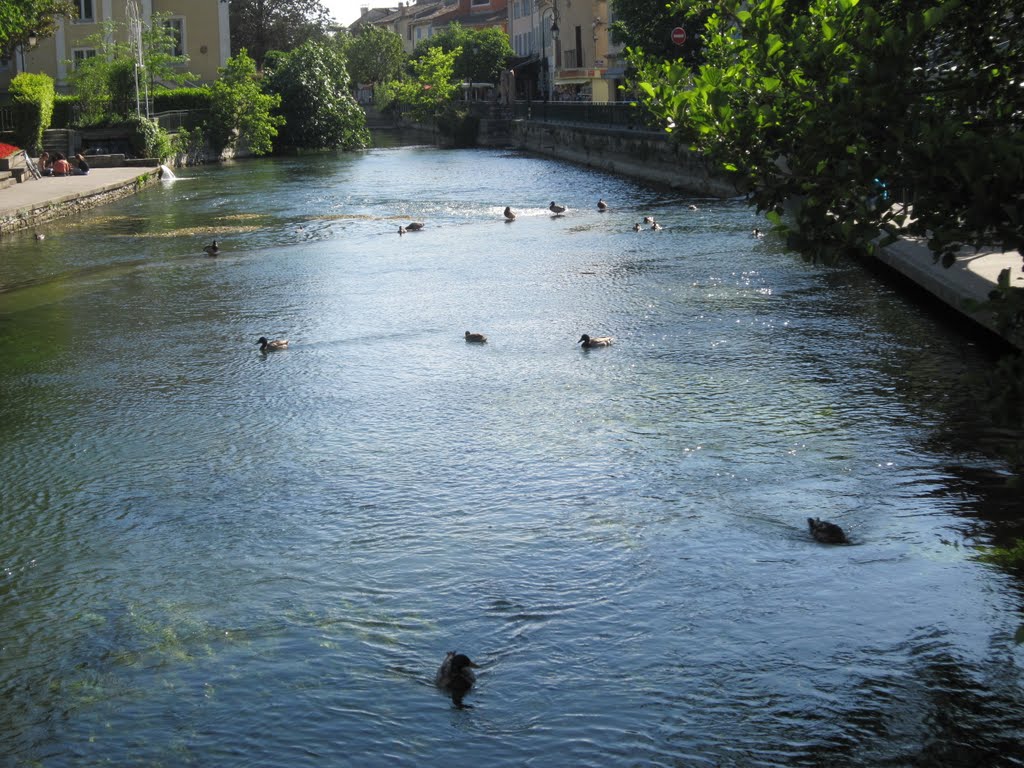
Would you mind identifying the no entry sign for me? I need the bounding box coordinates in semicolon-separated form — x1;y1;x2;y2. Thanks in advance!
671;26;687;46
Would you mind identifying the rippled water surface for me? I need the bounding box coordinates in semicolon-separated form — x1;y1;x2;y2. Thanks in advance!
2;146;1023;766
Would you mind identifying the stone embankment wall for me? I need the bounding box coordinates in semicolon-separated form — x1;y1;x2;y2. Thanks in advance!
0;174;159;235
510;121;738;198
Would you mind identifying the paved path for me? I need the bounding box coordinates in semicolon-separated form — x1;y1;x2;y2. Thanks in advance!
875;238;1022;348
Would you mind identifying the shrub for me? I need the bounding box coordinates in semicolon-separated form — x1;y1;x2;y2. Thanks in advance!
51;94;80;129
9;72;55;155
124;114;172;161
153;87;213;112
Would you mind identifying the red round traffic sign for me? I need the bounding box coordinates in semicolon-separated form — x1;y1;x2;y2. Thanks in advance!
671;26;687;46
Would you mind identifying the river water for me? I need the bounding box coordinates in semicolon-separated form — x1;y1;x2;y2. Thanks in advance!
1;145;1022;766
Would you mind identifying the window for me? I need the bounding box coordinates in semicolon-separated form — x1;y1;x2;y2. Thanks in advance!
471;0;489;5
72;48;97;69
164;18;185;57
76;0;94;22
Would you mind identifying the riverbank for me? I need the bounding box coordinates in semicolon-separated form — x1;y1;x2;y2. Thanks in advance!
0;167;160;236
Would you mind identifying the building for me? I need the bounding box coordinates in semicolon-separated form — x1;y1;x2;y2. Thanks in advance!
367;0;509;56
508;0;620;102
0;0;231;94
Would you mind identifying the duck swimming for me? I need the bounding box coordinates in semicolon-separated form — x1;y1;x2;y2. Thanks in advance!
578;334;613;348
257;336;288;352
436;651;480;708
632;222;641;232
549;201;566;215
808;517;848;544
597;199;608;211
642;216;654;224
650;221;663;231
398;226;406;235
465;331;487;343
504;206;516;221
203;240;220;256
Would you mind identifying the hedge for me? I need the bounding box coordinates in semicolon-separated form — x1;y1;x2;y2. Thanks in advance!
153;87;213;112
9;72;55;155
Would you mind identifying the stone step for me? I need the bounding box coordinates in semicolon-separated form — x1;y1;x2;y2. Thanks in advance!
0;174;17;190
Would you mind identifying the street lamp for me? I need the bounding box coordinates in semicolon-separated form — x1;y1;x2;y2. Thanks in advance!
20;31;38;72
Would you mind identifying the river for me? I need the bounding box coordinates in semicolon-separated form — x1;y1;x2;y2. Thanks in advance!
1;145;1022;766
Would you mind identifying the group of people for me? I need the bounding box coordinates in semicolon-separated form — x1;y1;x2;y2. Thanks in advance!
37;151;89;177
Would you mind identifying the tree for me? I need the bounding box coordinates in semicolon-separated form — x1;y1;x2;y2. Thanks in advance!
378;46;461;123
207;49;283;156
0;0;75;61
266;40;369;150
66;12;197;124
342;25;407;89
632;0;1024;267
229;0;331;68
412;23;513;84
609;0;708;65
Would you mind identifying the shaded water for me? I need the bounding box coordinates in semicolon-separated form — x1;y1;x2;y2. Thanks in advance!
1;147;1023;766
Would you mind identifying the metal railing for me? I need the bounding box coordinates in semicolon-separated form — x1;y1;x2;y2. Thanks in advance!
152;109;208;132
0;104;16;132
510;100;662;131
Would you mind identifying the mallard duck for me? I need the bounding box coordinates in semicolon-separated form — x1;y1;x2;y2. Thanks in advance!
405;222;425;231
436;651;480;708
465;331;487;343
257;336;288;352
578;333;613;348
808;517;847;544
203;240;220;256
503;206;516;221
632;222;641;232
597;199;608;211
549;201;566;215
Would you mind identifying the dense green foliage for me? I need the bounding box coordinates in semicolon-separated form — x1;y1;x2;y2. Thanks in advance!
229;0;331;68
124;113;172;160
341;25;407;87
266;40;368;150
412;23;513;84
207;49;283;156
378;46;461;124
610;0;707;64
9;72;55;154
153;88;213;112
0;0;74;60
633;0;1023;318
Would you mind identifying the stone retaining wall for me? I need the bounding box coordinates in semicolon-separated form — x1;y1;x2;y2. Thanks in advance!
0;174;159;235
510;120;738;198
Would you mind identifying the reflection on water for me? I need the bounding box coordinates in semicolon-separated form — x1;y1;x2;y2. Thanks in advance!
1;146;1022;767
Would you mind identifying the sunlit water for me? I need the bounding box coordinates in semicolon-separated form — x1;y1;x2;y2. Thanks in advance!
2;145;1023;767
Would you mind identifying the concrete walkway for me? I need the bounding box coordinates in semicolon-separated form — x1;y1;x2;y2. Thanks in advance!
0;164;1019;350
0;167;158;235
874;237;1022;349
